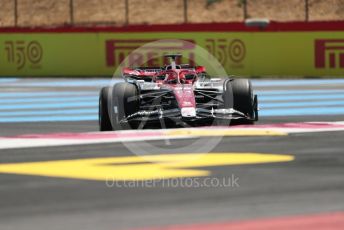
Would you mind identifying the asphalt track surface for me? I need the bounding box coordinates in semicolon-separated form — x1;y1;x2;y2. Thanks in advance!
0;78;344;230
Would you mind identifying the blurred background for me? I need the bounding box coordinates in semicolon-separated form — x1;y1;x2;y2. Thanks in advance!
1;0;344;27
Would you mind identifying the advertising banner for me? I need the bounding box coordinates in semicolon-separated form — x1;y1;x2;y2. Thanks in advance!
1;22;344;76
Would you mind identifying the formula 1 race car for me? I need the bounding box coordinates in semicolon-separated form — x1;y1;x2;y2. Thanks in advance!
99;54;258;131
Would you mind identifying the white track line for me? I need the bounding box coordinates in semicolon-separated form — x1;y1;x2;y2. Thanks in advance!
0;121;344;150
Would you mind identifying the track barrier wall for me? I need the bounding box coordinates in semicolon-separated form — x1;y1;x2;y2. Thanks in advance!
0;21;344;77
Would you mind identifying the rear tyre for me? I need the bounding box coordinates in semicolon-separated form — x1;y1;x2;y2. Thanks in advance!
223;79;255;125
111;82;140;130
99;87;113;131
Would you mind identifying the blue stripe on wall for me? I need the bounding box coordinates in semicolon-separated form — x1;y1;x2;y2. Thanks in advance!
0;115;97;122
0;108;97;117
1;78;344;122
0;96;98;104
0;101;98;110
257;89;344;96
0;91;97;98
252;79;344;86
259;94;344;101
261;107;344;116
261;100;344;109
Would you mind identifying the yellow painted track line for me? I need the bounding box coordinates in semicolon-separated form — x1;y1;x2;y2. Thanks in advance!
0;153;294;181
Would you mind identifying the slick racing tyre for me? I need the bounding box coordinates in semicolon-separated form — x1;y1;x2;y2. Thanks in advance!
99;87;113;131
111;82;139;130
224;79;255;125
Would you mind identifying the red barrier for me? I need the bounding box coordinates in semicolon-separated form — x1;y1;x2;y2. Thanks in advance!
0;20;344;33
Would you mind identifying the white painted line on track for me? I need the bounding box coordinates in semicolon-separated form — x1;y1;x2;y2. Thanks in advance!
0;121;344;150
0;136;190;150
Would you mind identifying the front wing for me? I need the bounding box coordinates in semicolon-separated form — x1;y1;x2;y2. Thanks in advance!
119;107;254;125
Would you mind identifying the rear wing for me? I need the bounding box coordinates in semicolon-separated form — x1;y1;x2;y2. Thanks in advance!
122;67;164;82
122;65;207;82
122;67;163;76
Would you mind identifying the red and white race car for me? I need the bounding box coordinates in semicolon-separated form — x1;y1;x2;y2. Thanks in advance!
99;54;258;130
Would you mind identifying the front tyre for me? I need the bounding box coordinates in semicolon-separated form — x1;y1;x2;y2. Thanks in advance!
99;87;113;131
224;79;255;125
111;82;139;130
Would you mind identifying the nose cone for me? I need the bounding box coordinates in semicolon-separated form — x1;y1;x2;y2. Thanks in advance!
172;85;196;117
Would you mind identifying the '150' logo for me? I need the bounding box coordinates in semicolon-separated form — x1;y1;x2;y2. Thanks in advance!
4;41;43;70
315;39;344;69
205;38;246;68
